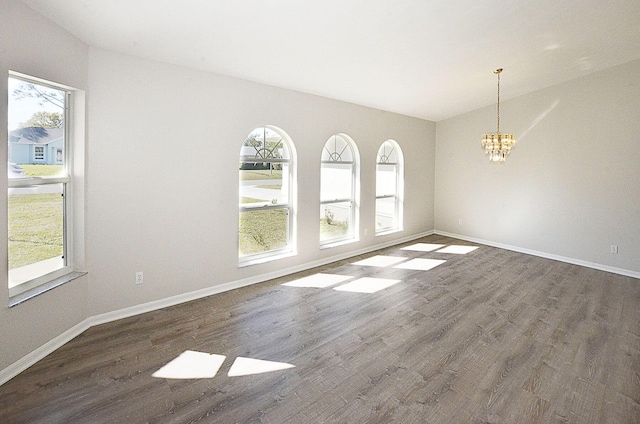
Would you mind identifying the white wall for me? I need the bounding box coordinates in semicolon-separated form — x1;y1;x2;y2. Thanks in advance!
1;0;435;378
7;0;638;386
0;0;90;371
435;59;640;275
86;48;436;315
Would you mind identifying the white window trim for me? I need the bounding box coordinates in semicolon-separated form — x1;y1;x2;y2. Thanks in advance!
7;71;86;304
238;126;297;266
320;134;360;248
375;140;404;236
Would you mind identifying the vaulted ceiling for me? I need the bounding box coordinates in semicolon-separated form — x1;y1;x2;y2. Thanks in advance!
20;0;640;121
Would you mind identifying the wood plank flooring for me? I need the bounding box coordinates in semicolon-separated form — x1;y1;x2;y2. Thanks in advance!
1;235;639;423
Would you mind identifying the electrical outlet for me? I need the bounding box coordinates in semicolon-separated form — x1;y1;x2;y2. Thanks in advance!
364;228;368;236
610;245;618;254
135;271;144;284
458;219;463;226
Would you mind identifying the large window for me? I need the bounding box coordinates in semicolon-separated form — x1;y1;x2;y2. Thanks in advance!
239;126;296;264
320;134;359;246
7;73;82;298
375;139;404;234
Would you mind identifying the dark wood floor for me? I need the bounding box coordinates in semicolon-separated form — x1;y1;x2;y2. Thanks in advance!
1;235;639;423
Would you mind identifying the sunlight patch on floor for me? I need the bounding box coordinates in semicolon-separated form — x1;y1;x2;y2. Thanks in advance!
282;273;353;288
400;243;445;252
334;277;402;293
351;255;407;267
394;258;446;271
228;357;295;377
436;245;479;254
152;350;226;379
153;351;295;380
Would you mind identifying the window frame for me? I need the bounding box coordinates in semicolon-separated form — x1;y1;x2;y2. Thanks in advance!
33;145;44;161
7;71;85;303
319;133;359;247
375;139;404;235
238;126;297;266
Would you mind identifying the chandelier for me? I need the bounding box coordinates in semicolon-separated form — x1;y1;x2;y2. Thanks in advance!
481;68;516;162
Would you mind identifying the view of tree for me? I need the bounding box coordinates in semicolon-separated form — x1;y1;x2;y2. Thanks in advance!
244;133;262;148
12;82;65;109
18;111;64;129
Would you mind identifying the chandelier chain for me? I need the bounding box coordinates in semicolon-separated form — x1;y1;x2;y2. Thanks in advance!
495;68;501;133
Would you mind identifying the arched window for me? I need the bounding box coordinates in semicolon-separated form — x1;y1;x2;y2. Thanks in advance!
375;139;403;234
239;126;296;264
320;134;359;245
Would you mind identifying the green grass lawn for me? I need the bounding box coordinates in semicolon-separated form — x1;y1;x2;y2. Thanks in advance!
8;164;64;269
239;170;287;255
239;209;288;256
21;164;63;177
8;192;63;269
320;218;350;241
239;169;282;181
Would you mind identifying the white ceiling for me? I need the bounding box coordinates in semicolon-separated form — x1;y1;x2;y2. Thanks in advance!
19;0;640;121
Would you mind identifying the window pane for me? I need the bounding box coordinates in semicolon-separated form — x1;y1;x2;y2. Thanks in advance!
239;126;295;263
376;140;402;234
241;127;290;161
239;208;289;257
320;202;352;242
320;163;352;201
8;183;64;286
8;75;70;290
375;197;397;231
376;164;397;196
321;135;353;162
8;77;66;178
239;163;288;207
377;140;398;164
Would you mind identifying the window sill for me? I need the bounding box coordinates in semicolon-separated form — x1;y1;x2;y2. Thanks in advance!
238;250;296;268
320;237;358;250
375;228;403;237
9;271;87;307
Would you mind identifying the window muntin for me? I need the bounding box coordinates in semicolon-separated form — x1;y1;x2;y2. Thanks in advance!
375;140;403;234
8;75;70;291
320;134;359;245
239;127;295;263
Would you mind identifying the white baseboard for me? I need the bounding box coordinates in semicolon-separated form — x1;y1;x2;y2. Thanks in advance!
89;230;434;327
434;230;640;280
0;230;433;386
0;319;92;386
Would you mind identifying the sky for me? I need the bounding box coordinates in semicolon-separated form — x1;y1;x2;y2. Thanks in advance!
7;77;64;131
